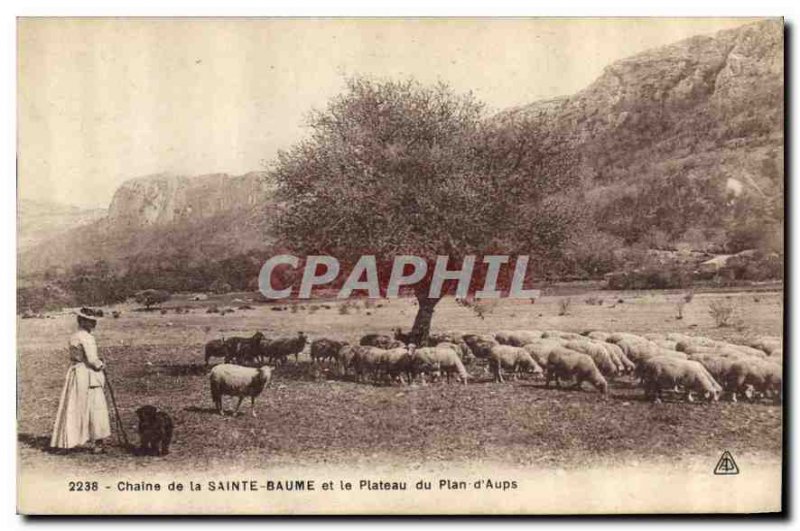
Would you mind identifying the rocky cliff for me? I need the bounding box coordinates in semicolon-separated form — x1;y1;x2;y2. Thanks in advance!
107;172;271;227
499;19;783;252
19;19;783;279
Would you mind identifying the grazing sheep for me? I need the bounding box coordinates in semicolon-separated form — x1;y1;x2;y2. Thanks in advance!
746;336;782;356
336;344;360;378
725;358;782;402
351;346;387;383
436;341;472;363
545;348;608;395
360;334;399;349
585;331;610;341
204;338;229;366
601;342;636;373
521;340;563;367
488;345;543;383
616;339;664;363
225;332;267;365
606;332;647;344
681;343;765;360
687;353;742;400
723;343;769;359
462;334;498;359
675;336;720;352
428;331;466;346
665;332;693;343
380;345;416;384
310;338;348;364
263;332;307;364
412;347;469;384
495;330;543;347
638;357;721;403
563;340;618;377
209;364;273;416
650;339;678;350
541;330;582;341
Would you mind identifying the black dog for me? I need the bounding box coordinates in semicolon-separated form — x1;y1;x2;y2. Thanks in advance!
135;405;173;456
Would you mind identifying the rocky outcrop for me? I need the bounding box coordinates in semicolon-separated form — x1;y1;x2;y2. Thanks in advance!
19;20;783;277
107;172;271;227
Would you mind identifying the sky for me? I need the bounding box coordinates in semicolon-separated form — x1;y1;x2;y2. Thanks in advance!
17;17;762;209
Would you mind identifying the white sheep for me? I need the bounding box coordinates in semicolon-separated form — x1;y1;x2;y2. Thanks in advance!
638;356;721;403
412;347;469;384
495;330;543;347
585;331;610;341
521;340;563;367
209;364;273;417
488;345;543;383
545;348;608;395
563;340;618;377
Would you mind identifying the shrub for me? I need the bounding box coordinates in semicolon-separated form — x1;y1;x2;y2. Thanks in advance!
558;298;572;316
606;265;693;290
708;299;737;327
585;296;603;306
719;252;784;282
455;298;497;320
134;289;172;309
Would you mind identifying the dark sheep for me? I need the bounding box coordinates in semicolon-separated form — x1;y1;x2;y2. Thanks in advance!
263;332;308;364
310;338;349;364
359;334;399;349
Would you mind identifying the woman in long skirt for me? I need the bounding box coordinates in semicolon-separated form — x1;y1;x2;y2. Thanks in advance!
50;307;111;453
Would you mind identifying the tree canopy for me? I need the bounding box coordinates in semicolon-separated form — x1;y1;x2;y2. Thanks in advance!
270;77;580;341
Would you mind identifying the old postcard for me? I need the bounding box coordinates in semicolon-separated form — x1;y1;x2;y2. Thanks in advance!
17;17;783;515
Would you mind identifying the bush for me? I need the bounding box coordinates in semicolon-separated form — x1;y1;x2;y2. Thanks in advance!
606;265;693;290
17;283;73;313
134;289;172;308
455;298;497;320
708;299;737;327
719;252;783;282
558;298;572;316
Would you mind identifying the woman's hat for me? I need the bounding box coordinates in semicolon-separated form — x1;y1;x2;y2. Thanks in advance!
74;307;104;321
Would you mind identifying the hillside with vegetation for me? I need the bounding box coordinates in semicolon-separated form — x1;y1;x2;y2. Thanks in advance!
18;20;783;311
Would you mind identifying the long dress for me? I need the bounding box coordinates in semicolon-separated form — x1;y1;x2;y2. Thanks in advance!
50;329;112;449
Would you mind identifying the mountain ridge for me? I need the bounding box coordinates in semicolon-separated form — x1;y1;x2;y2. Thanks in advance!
19;19;783;281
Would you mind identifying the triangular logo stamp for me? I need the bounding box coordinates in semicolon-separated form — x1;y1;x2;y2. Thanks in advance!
714;451;739;475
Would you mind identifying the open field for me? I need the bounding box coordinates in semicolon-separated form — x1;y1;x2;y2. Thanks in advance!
18;288;783;475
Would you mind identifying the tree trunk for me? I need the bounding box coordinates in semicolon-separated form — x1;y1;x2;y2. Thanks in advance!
410;293;440;346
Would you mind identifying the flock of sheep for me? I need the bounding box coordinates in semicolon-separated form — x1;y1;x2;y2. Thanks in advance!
203;326;782;409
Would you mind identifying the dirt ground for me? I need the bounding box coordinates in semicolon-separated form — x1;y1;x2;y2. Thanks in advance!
17;288;783;475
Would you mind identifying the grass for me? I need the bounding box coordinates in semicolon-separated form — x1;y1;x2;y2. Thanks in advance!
17;288;783;475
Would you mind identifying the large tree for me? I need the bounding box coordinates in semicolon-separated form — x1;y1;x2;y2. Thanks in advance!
270;77;578;343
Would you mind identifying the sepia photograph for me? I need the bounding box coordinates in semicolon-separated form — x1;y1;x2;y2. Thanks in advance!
16;16;784;515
